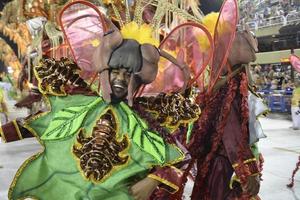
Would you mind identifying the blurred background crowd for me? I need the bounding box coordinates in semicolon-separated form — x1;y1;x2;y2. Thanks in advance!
240;0;300;29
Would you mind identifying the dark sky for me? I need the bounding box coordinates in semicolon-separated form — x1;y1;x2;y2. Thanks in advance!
200;0;224;15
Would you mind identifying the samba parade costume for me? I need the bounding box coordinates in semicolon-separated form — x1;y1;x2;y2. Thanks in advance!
180;1;262;199
0;0;266;199
287;54;300;189
0;1;213;199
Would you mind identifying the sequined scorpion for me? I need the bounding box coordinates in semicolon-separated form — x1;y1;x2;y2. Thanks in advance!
73;110;129;182
35;57;88;95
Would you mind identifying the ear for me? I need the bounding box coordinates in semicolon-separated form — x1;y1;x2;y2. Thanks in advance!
92;18;123;103
136;44;160;84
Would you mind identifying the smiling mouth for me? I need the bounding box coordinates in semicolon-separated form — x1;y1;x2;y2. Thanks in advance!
112;84;126;89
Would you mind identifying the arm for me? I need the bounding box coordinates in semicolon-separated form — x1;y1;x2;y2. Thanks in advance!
130;166;183;200
147;166;183;194
222;98;260;194
0;119;34;142
1;101;8;121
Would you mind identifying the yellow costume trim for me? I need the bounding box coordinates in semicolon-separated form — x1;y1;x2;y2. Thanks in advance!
147;174;179;194
229;174;240;189
170;166;183;175
12;120;23;140
229;173;260;189
256;110;270;119
8;152;44;200
244;158;257;164
232;158;257;168
0;125;7;142
8;95;51;199
121;22;159;47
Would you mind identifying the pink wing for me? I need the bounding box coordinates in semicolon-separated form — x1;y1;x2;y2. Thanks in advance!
290;54;300;73
207;0;238;94
59;1;107;79
141;23;213;96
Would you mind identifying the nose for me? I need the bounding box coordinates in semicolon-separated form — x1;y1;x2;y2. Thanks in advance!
116;71;125;80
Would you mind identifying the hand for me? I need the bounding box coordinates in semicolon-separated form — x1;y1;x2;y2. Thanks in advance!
129;177;160;200
242;175;260;196
5;114;8;123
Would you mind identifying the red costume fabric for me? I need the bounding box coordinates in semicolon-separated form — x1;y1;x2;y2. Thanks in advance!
188;71;260;200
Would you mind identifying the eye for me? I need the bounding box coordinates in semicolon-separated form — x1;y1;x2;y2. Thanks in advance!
111;70;118;74
125;72;131;78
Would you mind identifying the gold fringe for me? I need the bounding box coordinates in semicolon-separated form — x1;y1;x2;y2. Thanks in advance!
12;120;23;140
125;0;131;24
112;3;124;27
133;0;144;25
147;174;179;193
232;158;257;168
0;125;7;143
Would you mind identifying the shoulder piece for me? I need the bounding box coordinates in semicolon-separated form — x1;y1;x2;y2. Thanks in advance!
34;57;91;96
135;93;201;132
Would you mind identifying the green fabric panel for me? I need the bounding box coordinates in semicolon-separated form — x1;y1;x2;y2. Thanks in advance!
251;143;260;160
186;122;194;144
11;95;184;200
119;103;167;163
41;97;102;140
27;95;100;138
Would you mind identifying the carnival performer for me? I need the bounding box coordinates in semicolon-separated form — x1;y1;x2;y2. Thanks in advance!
185;1;262;199
290;53;300;130
0;77;9;125
0;1;212;199
291;81;300;129
287;54;300;188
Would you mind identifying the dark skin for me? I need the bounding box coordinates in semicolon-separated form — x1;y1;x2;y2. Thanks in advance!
109;68;131;100
243;175;260;196
109;68;160;200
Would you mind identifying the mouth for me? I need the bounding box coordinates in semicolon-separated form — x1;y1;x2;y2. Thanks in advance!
112;84;126;90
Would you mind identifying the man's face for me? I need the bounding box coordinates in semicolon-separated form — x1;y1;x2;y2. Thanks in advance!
109;68;131;100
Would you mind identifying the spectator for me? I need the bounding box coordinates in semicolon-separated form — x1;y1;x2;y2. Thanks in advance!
264;7;272;18
291;80;300;129
264;76;272;90
271;79;279;90
267;65;275;79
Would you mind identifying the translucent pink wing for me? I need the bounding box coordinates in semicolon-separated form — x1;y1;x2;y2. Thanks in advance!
141;23;213;96
207;0;238;94
290;55;300;73
60;1;107;78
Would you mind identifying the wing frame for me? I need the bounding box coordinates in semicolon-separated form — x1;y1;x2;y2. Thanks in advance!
59;0;108;75
207;0;239;94
159;22;214;85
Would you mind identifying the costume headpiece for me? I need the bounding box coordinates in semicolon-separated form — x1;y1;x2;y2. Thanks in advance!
59;0;215;105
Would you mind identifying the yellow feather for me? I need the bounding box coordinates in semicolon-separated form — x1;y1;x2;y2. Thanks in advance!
121;22;159;47
195;11;233;57
195;12;223;51
202;12;219;37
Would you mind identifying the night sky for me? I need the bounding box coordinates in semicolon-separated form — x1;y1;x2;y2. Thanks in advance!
200;0;224;15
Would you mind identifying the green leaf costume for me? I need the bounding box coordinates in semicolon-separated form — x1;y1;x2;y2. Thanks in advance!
9;94;184;200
